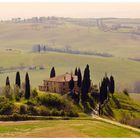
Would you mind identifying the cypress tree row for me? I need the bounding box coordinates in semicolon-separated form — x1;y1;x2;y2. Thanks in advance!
6;76;10;86
50;67;56;78
74;67;78;76
99;74;115;104
25;72;30;99
109;75;115;94
77;68;82;88
15;71;21;88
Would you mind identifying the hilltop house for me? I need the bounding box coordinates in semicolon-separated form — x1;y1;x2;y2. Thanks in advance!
39;73;79;94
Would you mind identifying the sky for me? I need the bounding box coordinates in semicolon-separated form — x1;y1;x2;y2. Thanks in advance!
0;3;140;19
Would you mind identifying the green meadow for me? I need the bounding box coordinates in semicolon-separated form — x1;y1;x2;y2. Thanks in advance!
0;119;139;138
0;51;140;91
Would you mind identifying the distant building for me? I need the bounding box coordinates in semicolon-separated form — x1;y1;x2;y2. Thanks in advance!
39;73;79;94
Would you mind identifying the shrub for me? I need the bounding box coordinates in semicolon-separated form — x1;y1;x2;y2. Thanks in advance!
38;94;67;110
51;109;61;116
38;106;50;116
0;97;14;115
27;106;39;116
32;89;38;98
67;110;79;117
20;105;27;114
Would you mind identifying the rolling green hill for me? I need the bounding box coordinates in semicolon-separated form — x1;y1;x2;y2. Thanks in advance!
102;93;140;128
0;18;140;58
0;51;140;91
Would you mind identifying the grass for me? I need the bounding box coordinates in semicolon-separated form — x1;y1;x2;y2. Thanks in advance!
0;21;140;58
102;93;140;123
0;119;139;137
0;51;140;91
130;93;140;103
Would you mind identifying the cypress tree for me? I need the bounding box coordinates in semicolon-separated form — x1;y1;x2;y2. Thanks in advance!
69;76;74;92
109;75;115;94
77;68;82;88
15;71;21;88
85;64;91;92
99;76;109;104
25;72;30;99
81;64;91;103
50;67;56;78
74;67;78;76
6;76;10;86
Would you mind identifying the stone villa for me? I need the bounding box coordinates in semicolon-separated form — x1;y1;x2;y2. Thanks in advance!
39;73;79;94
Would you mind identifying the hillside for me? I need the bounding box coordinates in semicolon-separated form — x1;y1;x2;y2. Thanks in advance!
0;51;140;92
102;93;140;128
0;18;140;58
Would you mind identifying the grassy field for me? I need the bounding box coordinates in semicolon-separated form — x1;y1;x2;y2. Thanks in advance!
0;21;140;58
0;119;140;138
102;93;140;125
0;20;140;91
130;93;140;103
0;51;140;91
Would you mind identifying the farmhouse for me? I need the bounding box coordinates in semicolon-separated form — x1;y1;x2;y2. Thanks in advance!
39;73;79;94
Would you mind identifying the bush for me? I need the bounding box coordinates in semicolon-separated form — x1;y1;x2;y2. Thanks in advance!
27;106;39;116
51;109;61;116
38;94;68;110
20;105;27;114
0;97;14;115
38;106;50;116
67;110;79;117
32;89;38;98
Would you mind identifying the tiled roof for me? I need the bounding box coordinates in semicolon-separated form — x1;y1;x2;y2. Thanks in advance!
45;73;78;82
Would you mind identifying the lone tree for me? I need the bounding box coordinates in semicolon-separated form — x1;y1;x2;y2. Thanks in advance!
6;76;10;86
15;71;21;88
109;75;115;94
69;76;74;92
50;67;56;78
74;67;78;76
77;68;82;88
25;72;30;99
81;64;91;103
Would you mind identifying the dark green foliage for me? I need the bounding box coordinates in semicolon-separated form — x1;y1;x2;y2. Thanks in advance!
32;89;38;98
50;67;56;78
83;102;93;114
25;72;30;99
81;64;91;103
67;110;79;117
69;76;74;91
39;106;50;116
99;76;110;104
15;71;21;88
109;75;115;94
28;106;39;116
37;94;67;110
68;92;80;104
74;67;78;76
77;68;82;88
0;96;14;115
20;105;27;114
6;76;10;86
